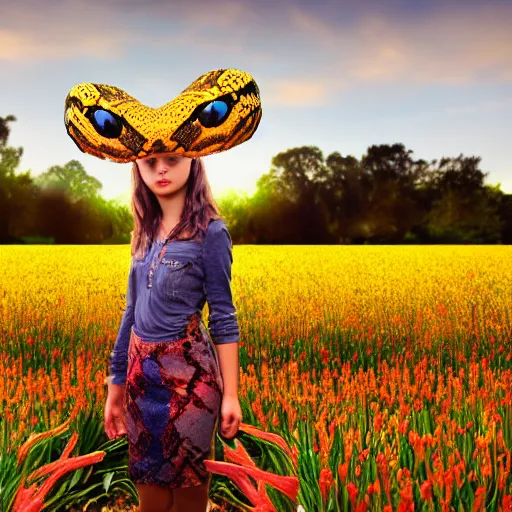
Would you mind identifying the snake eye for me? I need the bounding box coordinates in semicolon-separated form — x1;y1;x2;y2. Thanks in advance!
198;100;230;128
89;109;123;138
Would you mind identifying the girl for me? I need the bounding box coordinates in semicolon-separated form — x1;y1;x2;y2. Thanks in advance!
103;153;242;512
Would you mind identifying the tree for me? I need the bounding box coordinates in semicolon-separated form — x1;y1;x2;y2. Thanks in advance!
424;156;502;243
359;144;427;242
0;115;16;145
256;146;332;243
34;160;103;202
323;152;365;242
0;115;36;243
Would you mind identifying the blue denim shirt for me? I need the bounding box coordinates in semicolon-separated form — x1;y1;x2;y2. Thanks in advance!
108;219;239;385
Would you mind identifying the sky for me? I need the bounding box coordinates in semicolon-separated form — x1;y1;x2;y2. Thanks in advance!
1;0;511;204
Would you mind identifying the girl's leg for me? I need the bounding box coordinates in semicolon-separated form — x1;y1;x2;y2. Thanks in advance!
172;480;210;512
136;483;174;512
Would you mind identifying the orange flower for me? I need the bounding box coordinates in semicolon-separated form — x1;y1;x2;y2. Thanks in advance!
13;450;105;512
17;403;80;467
473;486;486;512
374;413;384;433
204;459;299;509
319;467;333;504
238;422;296;469
346;482;358;509
338;462;348;483
223;438;258;468
420;479;433;501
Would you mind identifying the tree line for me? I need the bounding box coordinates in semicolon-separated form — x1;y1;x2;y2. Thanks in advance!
1;115;511;245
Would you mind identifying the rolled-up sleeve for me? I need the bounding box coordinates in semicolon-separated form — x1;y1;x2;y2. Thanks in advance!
107;259;136;385
203;221;240;345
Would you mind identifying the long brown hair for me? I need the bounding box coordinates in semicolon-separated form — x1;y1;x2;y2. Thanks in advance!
129;157;222;260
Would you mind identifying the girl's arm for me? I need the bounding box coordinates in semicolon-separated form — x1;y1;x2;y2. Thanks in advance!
106;259;136;387
203;221;240;398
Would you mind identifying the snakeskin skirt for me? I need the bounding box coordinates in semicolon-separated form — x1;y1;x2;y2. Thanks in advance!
123;312;224;488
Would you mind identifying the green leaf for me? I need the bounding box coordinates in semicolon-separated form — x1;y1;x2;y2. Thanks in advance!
68;468;84;491
43;478;70;507
103;471;114;493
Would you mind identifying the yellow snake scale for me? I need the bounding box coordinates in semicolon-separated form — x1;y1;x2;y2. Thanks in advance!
64;68;262;163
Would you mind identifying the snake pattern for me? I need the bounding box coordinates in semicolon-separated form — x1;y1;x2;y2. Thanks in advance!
64;68;262;162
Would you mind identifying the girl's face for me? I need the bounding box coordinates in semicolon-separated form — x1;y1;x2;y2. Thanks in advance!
136;153;192;197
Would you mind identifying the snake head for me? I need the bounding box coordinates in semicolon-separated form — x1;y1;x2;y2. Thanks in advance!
64;69;262;163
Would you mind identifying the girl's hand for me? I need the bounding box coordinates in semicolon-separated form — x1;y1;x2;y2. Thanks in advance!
220;395;242;439
104;385;127;439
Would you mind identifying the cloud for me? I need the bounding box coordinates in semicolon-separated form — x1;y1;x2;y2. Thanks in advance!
0;29;130;61
0;0;140;61
133;0;258;28
1;0;511;97
288;2;512;85
444;97;512;114
0;0;271;62
265;79;329;106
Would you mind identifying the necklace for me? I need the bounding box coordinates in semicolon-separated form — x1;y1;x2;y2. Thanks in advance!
147;224;196;288
147;240;170;288
158;221;175;241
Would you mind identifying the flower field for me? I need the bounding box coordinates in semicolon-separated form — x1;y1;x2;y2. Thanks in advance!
0;244;511;511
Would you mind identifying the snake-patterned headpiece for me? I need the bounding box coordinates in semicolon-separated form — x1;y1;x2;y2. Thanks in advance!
64;68;262;163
